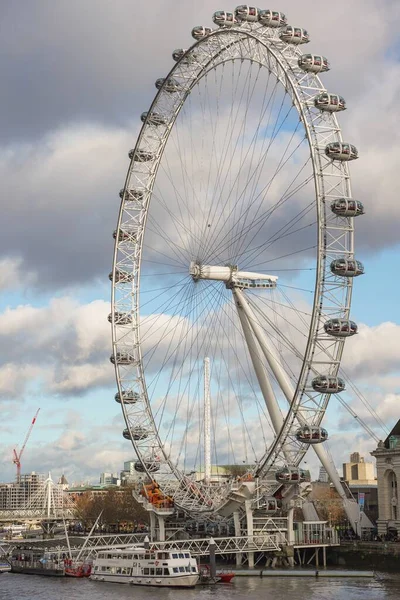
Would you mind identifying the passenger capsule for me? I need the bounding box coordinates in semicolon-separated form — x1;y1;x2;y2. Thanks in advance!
295;426;328;445
115;391;140;404
109;269;134;283
258;10;287;27
140;112;167;126
330;258;364;278
275;467;311;484
155;77;182;93
324;319;358;338
172;49;198;64
264;497;282;512
110;352;136;365
331;198;364;217
119;188;145;202
123;427;149;441
298;54;329;74
134;460;160;473
325;142;358;161
191;26;212;40
108;312;132;325
113;229;137;242
213;11;237;27
128;148;155;162
314;93;346;112
280;26;310;44
234;5;259;22
312;376;345;394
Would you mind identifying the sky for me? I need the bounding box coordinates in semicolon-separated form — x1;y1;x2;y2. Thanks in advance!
1;0;400;486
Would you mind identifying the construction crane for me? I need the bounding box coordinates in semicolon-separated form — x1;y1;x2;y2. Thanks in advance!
13;408;40;482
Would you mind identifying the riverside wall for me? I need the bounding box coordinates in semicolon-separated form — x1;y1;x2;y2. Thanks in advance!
329;541;400;572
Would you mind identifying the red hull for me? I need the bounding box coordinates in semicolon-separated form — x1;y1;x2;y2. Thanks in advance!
65;565;91;578
217;572;235;583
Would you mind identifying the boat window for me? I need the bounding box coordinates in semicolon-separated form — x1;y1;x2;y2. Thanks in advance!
179;553;184;558
185;566;190;572
143;568;149;575
173;567;179;573
184;553;190;558
94;566;98;571
150;568;155;575
179;566;185;572
116;567;122;574
127;554;132;559
156;568;163;576
107;554;112;559
191;566;197;572
172;553;178;559
164;568;169;575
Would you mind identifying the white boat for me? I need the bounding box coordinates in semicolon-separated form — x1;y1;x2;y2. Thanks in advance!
0;561;11;574
90;545;199;587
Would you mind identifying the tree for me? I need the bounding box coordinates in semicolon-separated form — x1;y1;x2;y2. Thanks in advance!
75;487;148;531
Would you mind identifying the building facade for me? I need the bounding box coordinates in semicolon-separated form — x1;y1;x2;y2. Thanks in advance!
0;472;44;510
371;420;400;536
342;452;376;486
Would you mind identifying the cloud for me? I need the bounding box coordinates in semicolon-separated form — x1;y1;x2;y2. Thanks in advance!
0;298;113;399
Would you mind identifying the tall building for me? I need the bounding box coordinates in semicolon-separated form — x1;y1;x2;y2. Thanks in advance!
99;472;120;486
0;472;45;510
343;453;376;485
318;466;329;483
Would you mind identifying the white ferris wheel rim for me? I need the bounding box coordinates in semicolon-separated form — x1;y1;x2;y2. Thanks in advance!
110;17;358;513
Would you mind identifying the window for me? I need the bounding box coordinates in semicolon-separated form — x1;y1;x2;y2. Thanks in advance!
173;567;179;573
191;567;197;572
143;568;149;575
163;568;169;575
150;568;155;576
179;567;185;573
156;568;163;576
185;566;190;572
179;553;184;558
172;553;178;559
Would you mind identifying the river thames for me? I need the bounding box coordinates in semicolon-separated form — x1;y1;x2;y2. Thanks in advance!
1;572;400;600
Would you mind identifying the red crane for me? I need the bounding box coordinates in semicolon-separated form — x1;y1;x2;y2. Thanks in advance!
12;408;40;482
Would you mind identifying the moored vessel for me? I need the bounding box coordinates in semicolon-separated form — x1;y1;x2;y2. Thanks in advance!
90;545;199;587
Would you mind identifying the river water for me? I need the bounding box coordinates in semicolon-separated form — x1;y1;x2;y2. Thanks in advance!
1;572;400;600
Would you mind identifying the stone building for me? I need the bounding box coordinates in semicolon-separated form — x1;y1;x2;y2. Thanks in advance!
343;452;376;486
371;420;400;537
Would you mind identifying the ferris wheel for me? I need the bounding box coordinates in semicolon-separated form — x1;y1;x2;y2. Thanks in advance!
110;6;365;516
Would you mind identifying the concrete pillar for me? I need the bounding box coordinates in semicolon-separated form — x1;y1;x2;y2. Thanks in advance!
209;538;216;579
233;511;242;567
149;512;156;542
287;506;295;544
157;515;165;541
245;500;254;569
